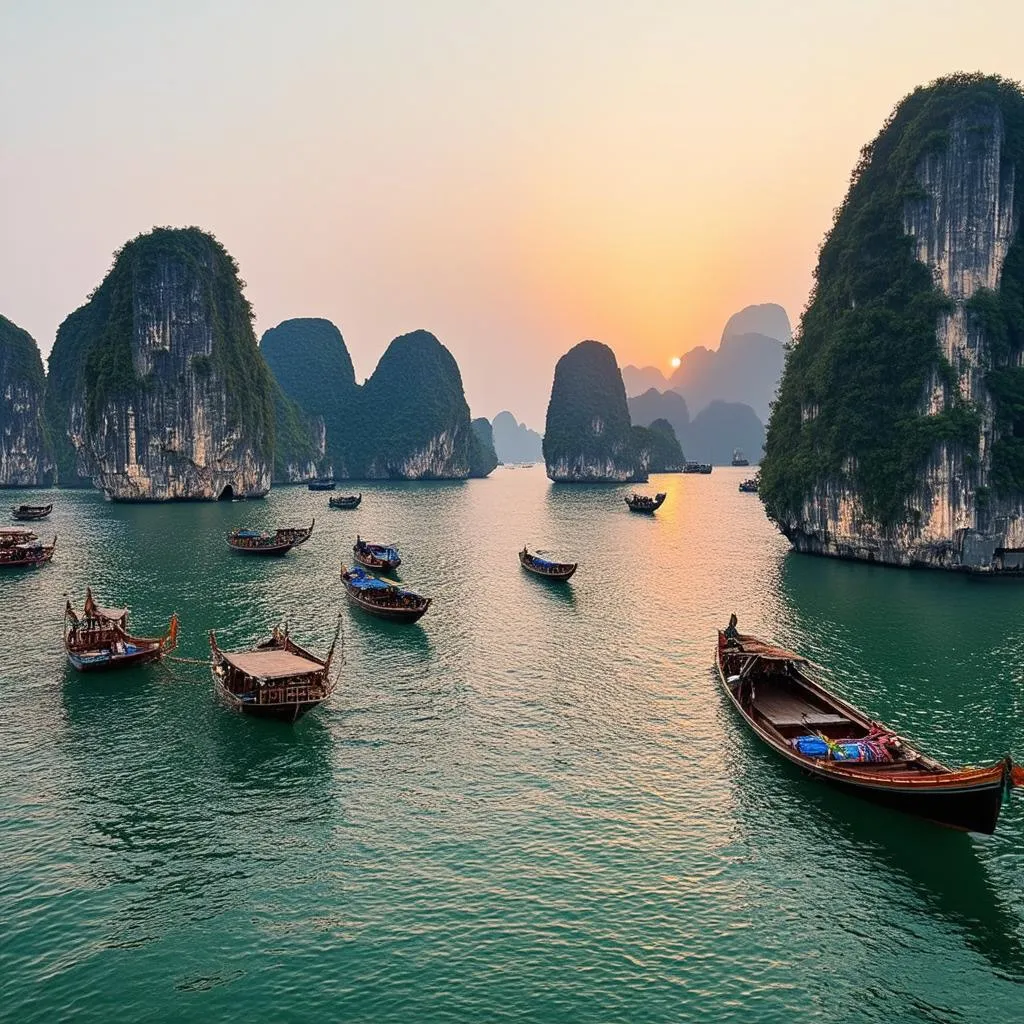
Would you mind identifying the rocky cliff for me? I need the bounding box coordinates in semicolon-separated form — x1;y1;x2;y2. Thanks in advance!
272;382;331;484
260;317;356;476
761;74;1024;571
632;419;685;473
0;314;53;487
469;418;499;478
544;341;645;482
47;227;275;501
491;411;543;464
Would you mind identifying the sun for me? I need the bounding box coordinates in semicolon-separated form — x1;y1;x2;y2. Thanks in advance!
670;356;681;369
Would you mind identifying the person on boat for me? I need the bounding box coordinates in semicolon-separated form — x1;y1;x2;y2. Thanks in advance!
723;613;740;645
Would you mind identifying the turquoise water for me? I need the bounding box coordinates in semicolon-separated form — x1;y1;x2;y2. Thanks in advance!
2;468;1023;1022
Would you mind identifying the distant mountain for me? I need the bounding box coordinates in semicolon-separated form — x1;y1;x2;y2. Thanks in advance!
627;389;689;445
632;419;685;472
685;401;765;465
669;331;786;423
491;410;543;464
629;389;764;465
721;303;792;345
620;364;669;398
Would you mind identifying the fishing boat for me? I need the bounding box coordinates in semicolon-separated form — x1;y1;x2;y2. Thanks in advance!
716;631;1024;834
308;479;336;491
519;547;577;581
625;492;666;514
64;588;179;672
209;621;340;722
226;520;314;555
353;536;401;571
329;493;362;510
0;527;56;568
341;566;431;623
739;478;758;493
731;448;750;467
683;462;713;474
11;503;52;521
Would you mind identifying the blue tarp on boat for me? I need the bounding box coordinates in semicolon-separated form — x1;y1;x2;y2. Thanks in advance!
235;529;264;538
346;567;399;591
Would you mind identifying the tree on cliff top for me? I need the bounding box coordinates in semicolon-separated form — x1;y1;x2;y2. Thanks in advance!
760;73;1024;527
543;340;640;474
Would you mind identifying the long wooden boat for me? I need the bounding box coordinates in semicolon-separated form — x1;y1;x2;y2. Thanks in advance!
329;493;362;510
625;491;666;514
739;478;758;493
308;479;336;491
11;503;53;521
716;631;1024;834
341;566;430;623
64;587;178;672
226;519;314;555
519;547;577;581
683;462;712;474
0;527;56;568
353;536;401;571
210;621;340;722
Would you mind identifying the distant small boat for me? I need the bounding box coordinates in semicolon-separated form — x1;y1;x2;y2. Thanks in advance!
329;493;362;510
625;492;666;514
226;520;314;555
683;462;713;474
341;566;431;623
716;631;1024;833
0;527;56;568
353;536;401;572
739;479;758;493
308;479;336;491
731;449;750;467
11;503;52;521
210;621;339;722
519;547;577;581
64;587;178;672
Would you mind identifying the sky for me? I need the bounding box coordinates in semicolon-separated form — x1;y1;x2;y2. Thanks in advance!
3;1;1024;427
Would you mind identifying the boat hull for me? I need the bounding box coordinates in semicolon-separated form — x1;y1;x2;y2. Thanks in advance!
214;680;325;722
715;654;1010;834
67;646;165;672
343;588;429;623
519;557;577;581
353;550;401;572
226;542;298;555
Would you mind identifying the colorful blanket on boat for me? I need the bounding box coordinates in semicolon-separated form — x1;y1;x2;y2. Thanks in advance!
791;735;893;762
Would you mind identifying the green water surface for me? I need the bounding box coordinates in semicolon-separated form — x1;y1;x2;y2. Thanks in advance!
1;468;1023;1022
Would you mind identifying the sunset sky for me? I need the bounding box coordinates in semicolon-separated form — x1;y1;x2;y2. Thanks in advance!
3;1;1024;426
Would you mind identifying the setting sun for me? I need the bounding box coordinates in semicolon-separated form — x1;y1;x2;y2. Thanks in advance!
670;356;681;368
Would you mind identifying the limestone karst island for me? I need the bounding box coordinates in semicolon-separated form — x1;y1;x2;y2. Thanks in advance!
5;4;1024;1020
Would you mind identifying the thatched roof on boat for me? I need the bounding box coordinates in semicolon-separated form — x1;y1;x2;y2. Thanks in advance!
220;650;323;680
733;635;807;662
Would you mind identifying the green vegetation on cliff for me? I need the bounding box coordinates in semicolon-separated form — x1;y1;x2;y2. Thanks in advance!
761;74;1024;526
261;318;356;472
633;419;684;472
0;314;53;484
271;382;328;482
49;226;276;468
543;340;641;479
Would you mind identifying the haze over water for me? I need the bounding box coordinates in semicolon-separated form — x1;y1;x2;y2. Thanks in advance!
2;469;1023;1022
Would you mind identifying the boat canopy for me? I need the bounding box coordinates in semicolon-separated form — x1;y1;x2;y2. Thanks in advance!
346;567;402;591
220;649;322;680
234;529;267;539
730;636;808;662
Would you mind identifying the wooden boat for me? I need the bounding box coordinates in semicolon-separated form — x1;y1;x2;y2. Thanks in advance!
341;566;431;623
625;491;666;514
0;527;56;568
209;621;340;722
353;536;401;571
683;462;713;474
519;547;577;581
329;493;362;510
308;479;336;491
64;587;178;672
11;503;53;521
716;631;1024;834
739;478;758;493
226;519;314;555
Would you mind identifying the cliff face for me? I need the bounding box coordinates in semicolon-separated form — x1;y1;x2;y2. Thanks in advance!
632;419;685;473
0;315;53;487
261;318;356;476
544;340;645;482
761;74;1024;571
272;382;332;484
491;411;543;464
48;228;275;501
469;418;499;478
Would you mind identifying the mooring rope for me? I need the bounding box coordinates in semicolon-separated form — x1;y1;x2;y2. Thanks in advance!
167;656;209;665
